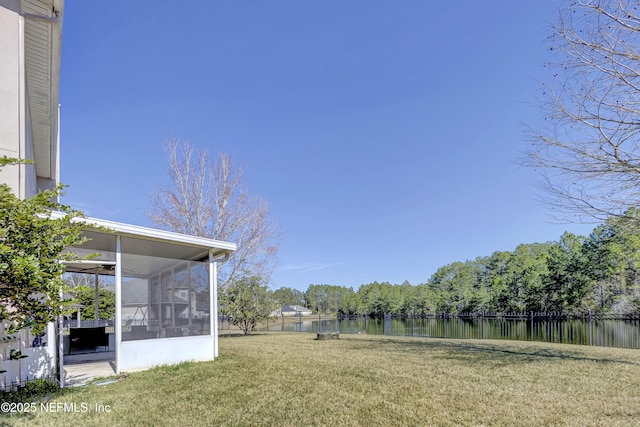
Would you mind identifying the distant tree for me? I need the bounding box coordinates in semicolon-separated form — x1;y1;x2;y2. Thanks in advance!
526;1;640;223
293;215;640;315
338;287;362;315
305;284;331;313
484;251;514;311
148;139;279;287
427;261;489;313
220;276;275;335
272;286;305;307
357;282;386;316
303;284;350;314
409;284;437;315
304;285;327;313
544;232;593;312
357;282;405;317
69;285;115;320
64;272;95;288
500;243;552;312
583;208;640;312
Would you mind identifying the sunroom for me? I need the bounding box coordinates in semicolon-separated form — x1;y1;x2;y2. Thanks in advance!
60;216;235;385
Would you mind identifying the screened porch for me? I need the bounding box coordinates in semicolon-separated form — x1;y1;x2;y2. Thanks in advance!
60;217;235;384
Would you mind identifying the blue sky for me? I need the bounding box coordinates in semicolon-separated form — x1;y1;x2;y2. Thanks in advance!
59;1;596;291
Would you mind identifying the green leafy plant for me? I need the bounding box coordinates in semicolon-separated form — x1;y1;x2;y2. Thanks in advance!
0;182;91;335
2;378;59;403
0;155;95;381
0;154;96;337
220;276;275;334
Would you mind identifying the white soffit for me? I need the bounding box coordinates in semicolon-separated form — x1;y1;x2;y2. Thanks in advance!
80;216;237;255
46;212;236;261
21;0;63;181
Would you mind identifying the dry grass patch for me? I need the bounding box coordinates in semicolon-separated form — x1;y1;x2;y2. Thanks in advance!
3;333;640;426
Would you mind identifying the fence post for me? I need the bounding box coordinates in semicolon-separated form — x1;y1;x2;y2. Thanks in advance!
589;310;593;345
530;312;533;342
637;315;640;349
411;312;415;337
386;313;390;336
443;313;446;339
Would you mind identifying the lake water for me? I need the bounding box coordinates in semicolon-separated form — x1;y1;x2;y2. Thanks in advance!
264;315;640;349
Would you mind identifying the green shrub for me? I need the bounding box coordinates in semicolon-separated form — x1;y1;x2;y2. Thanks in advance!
2;378;59;403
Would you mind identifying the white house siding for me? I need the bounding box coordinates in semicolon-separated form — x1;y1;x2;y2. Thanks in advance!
0;0;58;199
1;323;56;390
0;1;28;198
0;1;53;388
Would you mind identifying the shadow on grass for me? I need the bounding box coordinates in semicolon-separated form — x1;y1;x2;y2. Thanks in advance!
219;332;274;339
218;332;246;338
341;335;640;367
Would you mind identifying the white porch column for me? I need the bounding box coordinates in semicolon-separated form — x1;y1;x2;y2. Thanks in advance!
94;272;99;320
209;250;219;358
58;288;64;387
115;235;122;374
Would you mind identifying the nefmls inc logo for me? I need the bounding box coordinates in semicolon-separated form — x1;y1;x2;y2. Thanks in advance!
41;402;90;413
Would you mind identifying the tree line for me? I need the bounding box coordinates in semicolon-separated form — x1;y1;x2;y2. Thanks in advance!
274;211;640;316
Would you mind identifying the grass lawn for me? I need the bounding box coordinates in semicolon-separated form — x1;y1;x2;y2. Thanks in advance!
3;332;640;426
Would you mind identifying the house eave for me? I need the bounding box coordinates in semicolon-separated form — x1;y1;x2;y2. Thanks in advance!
46;211;237;256
21;0;64;186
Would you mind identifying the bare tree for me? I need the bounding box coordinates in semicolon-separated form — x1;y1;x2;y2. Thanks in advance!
526;0;640;223
148;139;279;286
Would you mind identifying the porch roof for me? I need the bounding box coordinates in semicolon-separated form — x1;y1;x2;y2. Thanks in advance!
62;215;236;275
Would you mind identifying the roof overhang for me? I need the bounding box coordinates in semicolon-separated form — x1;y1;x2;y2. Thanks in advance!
48;213;237;276
78;215;237;258
21;0;64;186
